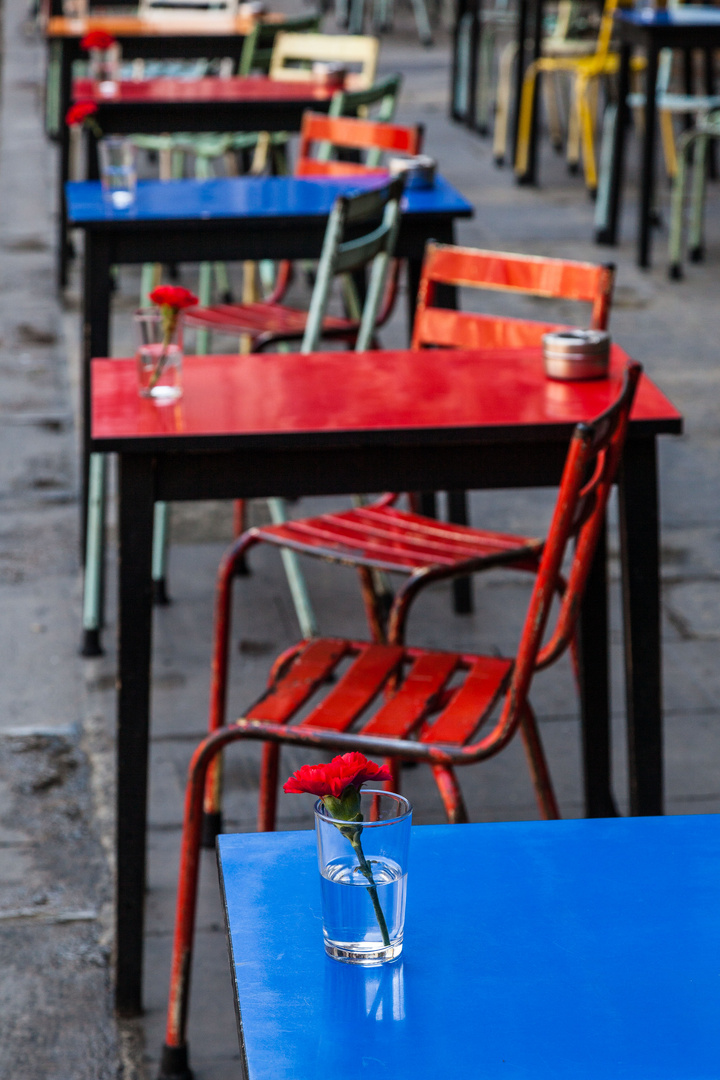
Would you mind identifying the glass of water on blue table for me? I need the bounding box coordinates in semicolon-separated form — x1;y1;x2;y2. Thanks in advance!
98;137;137;211
315;790;411;965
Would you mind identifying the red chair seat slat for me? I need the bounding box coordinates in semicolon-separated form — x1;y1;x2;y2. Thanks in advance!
299;643;405;731
185;303;355;336
247;638;348;723
253;506;542;572
420;656;513;744
362;652;461;738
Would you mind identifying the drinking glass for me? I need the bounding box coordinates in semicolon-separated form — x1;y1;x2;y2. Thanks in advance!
135;309;183;403
315;790;411;965
98;137;137;211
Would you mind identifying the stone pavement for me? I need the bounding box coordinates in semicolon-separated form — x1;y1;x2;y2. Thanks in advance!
0;0;719;1075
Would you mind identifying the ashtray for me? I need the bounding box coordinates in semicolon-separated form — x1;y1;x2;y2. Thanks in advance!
388;154;436;189
542;329;611;381
238;1;266;14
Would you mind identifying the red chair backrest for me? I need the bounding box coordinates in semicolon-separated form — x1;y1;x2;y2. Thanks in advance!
296;111;423;177
411;242;615;349
477;363;642;758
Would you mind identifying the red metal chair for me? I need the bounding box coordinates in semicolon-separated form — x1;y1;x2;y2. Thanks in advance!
204;245;617;649
160;363;641;1080
183;112;423;352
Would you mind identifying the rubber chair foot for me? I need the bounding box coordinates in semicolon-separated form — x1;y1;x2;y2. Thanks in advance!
689;245;705;263
588;187;597;202
516;172;535;186
159;1043;193;1080
668;263;683;280
220;290;233;303
567;161;579;176
552;141;563;154
153;578;171;606
168;263;180;282
493;155;505;167
649;209;663;227
421;36;433;47
80;629;103;658
201;811;223;849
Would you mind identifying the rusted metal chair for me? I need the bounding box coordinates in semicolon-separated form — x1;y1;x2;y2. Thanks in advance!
159;362;642;1080
183;112;422;352
203;244;616;650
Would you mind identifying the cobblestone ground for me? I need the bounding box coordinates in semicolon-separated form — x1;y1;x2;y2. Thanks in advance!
0;0;719;1074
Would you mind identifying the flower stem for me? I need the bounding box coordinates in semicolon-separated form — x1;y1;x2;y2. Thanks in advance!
350;834;390;947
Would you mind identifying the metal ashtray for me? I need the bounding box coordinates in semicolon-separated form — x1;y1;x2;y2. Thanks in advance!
388;154;437;189
238;1;266;15
542;329;611;381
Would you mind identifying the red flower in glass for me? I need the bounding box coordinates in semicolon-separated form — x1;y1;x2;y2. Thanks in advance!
66;101;98;127
81;30;116;50
149;285;199;311
284;752;391;798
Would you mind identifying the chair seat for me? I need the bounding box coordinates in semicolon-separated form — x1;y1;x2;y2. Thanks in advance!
246;637;514;746
185;301;358;343
250;503;543;574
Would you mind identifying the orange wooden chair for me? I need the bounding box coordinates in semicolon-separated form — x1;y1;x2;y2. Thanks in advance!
183;112;423;352
160;363;641;1080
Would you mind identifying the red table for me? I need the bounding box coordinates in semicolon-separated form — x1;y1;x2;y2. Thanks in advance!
91;344;682;1017
59;74;338;289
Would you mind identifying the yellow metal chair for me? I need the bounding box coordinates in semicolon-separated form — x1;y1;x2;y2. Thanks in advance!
514;0;644;194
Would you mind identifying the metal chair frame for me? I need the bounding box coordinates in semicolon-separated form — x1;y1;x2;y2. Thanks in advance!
158;361;642;1080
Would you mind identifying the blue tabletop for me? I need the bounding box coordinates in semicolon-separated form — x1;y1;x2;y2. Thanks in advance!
617;4;720;27
66;174;473;225
218;816;720;1080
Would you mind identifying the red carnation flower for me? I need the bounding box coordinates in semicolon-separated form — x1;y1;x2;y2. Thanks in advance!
81;29;116;50
149;285;199;311
284;752;391;799
66;101;98;127
285;753;395;947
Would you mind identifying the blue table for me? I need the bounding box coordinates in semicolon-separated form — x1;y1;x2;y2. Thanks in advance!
218;815;720;1080
66;171;473;561
596;6;720;266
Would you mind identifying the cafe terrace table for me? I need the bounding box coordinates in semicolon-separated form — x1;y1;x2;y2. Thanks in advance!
46;12;265;143
58;75;337;288
90;344;681;1015
218;813;720;1080
595;6;720;267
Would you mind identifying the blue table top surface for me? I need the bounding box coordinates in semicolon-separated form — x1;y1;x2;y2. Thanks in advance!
65;173;474;224
218;815;720;1080
617;5;720;26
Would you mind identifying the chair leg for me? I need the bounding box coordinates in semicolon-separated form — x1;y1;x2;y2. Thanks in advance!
81;452;106;657
493;40;518;164
267;497;319;640
543;72;564;152
577;75;599;194
162;727;244;1079
514;62;541;176
566;78;581;174
668;129;694;279
195;261;213;355
431;763;469;823
258;742;280;832
659;108;678;181
152;501;171;606
203;533;260;846
357;566;389;644
409;0;433;47
519;702;560;819
689;130;710;264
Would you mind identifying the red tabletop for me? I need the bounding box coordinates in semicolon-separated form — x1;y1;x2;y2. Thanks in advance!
72;75;336;105
91;345;682;450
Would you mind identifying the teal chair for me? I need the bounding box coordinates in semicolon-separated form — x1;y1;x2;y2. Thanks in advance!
80;177;406;655
668;109;720;279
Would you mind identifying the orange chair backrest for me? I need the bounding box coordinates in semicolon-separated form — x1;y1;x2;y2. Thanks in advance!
411;242;615;350
296;111;423;178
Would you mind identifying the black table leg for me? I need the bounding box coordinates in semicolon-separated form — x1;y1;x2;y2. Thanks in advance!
596;41;631;246
638;43;659;268
618;437;664;816
577;520;618;817
115;454;155;1016
447;491;473;614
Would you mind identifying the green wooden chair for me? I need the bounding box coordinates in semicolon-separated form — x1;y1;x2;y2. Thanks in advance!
80;177;406;656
